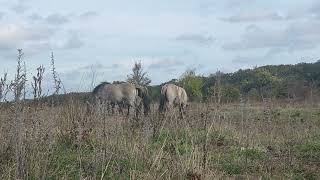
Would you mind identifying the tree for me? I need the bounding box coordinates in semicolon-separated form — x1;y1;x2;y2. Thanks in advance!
221;85;240;103
127;61;151;86
180;69;204;101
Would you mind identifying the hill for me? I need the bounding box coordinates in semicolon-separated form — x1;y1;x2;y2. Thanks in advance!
150;61;320;103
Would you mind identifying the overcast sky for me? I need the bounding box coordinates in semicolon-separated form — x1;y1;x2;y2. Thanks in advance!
1;0;320;92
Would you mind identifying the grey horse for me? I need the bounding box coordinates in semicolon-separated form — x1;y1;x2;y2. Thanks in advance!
92;82;150;116
159;83;188;118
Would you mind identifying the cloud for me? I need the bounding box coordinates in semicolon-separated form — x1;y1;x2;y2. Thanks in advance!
310;2;320;18
0;24;55;58
11;3;29;14
232;56;260;65
79;11;99;19
223;21;320;52
221;11;285;23
61;33;84;49
58;62;129;91
148;59;183;70
0;24;50;48
111;63;121;69
223;0;255;8
28;13;43;22
0;12;5;19
22;41;52;56
46;13;69;25
175;33;215;46
231;47;290;66
82;62;120;71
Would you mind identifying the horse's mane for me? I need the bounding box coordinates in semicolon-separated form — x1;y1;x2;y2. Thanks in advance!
92;82;110;94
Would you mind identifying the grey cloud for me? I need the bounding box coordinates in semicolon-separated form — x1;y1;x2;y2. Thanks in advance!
79;11;99;19
0;24;55;58
310;2;320;18
11;3;29;14
186;63;205;71
25;26;55;41
22;42;52;56
28;13;42;21
232;56;260;65
175;33;215;46
0;49;17;60
111;64;120;69
59;63;127;91
149;59;183;70
224;0;255;8
82;63;106;70
0;12;5;19
46;14;69;25
221;11;285;23
223;21;320;52
0;25;52;47
82;63;120;71
62;34;84;49
232;47;286;65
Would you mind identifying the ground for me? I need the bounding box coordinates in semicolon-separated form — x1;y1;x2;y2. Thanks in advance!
0;98;319;179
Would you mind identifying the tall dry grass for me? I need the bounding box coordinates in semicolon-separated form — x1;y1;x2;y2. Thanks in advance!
0;97;319;179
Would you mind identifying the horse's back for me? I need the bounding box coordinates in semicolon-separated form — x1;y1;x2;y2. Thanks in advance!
161;84;187;105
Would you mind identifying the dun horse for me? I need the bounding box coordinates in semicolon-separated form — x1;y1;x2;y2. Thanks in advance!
159;83;188;118
92;82;150;116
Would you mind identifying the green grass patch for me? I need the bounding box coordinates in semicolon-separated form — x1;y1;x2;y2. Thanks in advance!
238;147;266;161
46;133;96;179
150;130;193;156
296;136;320;162
221;161;242;175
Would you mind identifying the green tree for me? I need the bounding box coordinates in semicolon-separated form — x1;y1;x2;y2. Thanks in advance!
221;85;240;103
180;69;204;101
127;61;151;86
248;88;260;102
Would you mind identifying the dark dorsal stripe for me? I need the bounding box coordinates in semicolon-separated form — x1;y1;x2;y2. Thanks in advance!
92;82;110;95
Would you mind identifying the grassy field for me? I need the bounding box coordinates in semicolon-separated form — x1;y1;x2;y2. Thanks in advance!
0;98;319;179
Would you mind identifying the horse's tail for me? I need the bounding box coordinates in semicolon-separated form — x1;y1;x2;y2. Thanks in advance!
159;88;167;112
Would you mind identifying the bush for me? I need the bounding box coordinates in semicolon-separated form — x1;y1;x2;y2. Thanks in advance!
180;70;204;101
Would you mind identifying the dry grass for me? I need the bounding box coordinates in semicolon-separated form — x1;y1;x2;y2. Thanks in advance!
0;97;319;179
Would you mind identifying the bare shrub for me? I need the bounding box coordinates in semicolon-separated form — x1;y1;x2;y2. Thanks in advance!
11;49;27;179
31;65;45;100
51;52;65;95
0;73;9;102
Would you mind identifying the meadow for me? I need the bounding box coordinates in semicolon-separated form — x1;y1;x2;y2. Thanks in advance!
0;97;319;179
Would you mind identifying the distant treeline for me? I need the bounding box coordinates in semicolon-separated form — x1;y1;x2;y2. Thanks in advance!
149;61;320;103
22;61;320;105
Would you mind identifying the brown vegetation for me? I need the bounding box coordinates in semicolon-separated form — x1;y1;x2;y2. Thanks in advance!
0;98;319;179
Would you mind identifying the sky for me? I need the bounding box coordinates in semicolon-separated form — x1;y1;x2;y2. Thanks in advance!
1;0;320;93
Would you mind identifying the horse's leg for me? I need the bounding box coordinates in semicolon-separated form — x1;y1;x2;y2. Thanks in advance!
163;102;170;117
111;102;115;114
102;100;107;115
135;102;142;119
179;105;184;119
135;106;139;119
118;102;124;115
106;102;111;114
127;105;130;116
